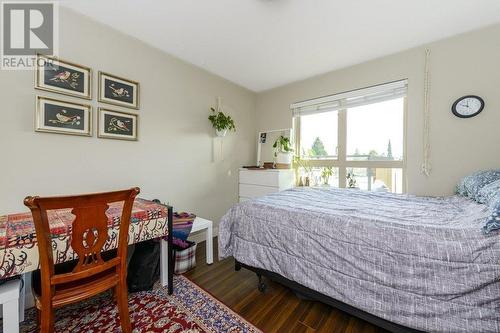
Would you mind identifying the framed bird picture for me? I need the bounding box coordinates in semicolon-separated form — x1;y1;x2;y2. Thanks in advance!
98;108;138;141
35;96;92;136
35;54;92;99
98;72;139;109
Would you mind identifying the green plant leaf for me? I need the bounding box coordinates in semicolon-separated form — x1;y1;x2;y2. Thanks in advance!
208;107;236;132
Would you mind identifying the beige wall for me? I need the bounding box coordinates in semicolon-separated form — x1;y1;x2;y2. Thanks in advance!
1;9;499;221
0;8;257;227
256;24;500;196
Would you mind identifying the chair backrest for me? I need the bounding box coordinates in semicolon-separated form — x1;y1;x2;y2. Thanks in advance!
24;188;140;289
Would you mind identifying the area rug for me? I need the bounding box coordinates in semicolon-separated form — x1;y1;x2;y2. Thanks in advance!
11;275;261;333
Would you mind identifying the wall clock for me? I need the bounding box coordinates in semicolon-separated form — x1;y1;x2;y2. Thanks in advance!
451;95;484;118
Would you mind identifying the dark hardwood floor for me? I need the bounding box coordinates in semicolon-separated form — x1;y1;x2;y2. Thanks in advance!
184;239;389;333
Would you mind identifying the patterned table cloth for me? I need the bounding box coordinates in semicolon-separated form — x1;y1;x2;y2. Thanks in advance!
0;198;180;279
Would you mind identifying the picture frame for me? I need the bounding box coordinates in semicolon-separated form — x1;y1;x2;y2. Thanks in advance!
98;72;139;109
98;108;138;141
35;54;92;100
35;96;92;136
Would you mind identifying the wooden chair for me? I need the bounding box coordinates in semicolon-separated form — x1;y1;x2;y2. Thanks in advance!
24;187;140;333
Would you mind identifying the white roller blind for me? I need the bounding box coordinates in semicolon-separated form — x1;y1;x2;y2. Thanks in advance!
291;79;407;117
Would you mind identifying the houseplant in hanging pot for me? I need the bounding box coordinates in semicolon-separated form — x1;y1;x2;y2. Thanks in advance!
208;107;236;137
273;135;293;168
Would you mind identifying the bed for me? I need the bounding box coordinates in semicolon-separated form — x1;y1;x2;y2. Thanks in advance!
218;187;500;333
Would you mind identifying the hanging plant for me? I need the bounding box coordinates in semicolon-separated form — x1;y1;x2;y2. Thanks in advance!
208;107;236;134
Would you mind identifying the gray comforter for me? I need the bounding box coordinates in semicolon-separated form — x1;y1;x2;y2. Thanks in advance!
219;187;500;333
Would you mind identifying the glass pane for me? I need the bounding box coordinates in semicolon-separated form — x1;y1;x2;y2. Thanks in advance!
300;111;338;159
346;168;403;193
296;167;339;187
347;98;404;161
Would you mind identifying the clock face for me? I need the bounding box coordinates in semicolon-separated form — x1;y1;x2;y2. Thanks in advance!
452;95;484;118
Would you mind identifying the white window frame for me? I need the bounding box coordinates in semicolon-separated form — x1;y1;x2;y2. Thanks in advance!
292;81;408;191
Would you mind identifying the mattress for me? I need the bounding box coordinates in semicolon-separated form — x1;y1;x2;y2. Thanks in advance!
218;187;500;333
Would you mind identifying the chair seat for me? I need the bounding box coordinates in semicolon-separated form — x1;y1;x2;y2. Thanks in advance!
32;251;120;309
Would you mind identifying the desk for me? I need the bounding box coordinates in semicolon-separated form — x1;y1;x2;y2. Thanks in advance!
0;198;173;292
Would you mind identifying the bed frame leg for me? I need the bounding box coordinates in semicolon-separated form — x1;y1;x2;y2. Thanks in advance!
257;273;267;293
234;260;266;292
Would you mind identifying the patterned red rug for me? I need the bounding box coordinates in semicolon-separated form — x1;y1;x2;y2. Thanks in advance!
13;275;261;333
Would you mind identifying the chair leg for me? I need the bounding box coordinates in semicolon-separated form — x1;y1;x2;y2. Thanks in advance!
36;309;41;329
39;306;54;333
115;283;132;333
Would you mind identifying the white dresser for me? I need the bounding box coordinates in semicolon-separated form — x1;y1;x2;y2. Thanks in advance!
238;168;294;202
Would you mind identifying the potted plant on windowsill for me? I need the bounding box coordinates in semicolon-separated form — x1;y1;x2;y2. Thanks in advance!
321;166;334;186
346;171;359;189
208;107;236;137
273;135;293;168
293;156;312;186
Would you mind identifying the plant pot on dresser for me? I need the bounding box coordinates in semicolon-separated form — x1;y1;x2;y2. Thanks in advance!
238;168;294;203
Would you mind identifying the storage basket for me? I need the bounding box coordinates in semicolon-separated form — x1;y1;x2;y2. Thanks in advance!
173;240;197;274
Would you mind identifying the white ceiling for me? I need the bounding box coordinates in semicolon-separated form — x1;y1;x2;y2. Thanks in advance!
61;0;500;92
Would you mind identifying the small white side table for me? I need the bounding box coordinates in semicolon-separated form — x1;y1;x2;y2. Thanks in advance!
0;279;21;333
191;217;214;265
160;217;213;287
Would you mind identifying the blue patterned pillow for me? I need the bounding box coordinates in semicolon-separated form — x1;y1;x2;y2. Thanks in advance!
477;179;500;204
483;193;500;234
456;170;500;201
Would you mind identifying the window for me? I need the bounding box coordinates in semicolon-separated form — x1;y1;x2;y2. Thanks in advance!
346;98;404;161
299;111;338;159
292;80;406;193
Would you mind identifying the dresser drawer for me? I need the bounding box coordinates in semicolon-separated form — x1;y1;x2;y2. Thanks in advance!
239;170;280;187
239;184;279;198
